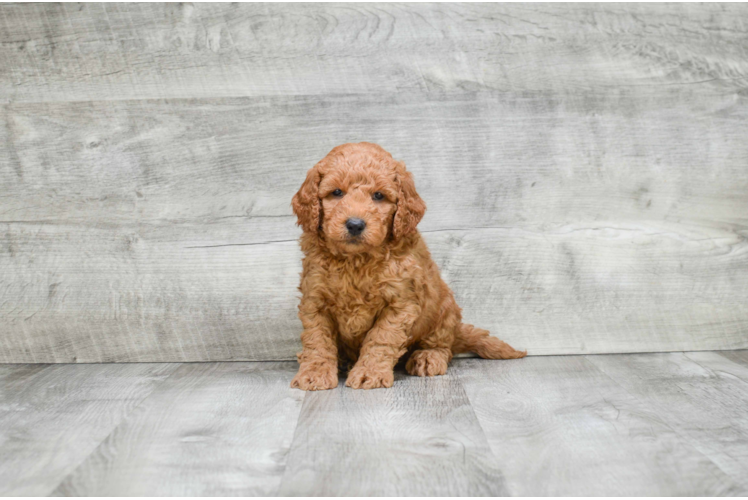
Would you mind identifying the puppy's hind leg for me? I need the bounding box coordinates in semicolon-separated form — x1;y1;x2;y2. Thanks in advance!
406;347;452;377
406;308;458;377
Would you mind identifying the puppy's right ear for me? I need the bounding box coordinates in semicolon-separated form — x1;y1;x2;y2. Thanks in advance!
292;164;322;233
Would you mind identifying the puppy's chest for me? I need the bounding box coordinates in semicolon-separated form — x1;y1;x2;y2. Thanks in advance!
324;268;386;336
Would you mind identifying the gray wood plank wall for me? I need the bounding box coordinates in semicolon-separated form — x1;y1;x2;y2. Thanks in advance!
1;3;747;362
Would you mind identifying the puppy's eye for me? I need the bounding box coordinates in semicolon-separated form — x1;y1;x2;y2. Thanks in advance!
372;192;384;201
332;189;343;197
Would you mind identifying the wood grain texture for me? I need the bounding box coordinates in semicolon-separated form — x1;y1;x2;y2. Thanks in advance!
1;4;748;363
52;362;303;496
0;362;178;496
1;3;747;103
587;351;748;491
4;93;748;227
455;356;744;496
279;370;506;496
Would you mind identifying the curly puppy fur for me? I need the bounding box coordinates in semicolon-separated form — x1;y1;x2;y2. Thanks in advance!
290;142;526;390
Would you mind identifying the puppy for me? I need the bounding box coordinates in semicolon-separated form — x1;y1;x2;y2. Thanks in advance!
290;142;525;390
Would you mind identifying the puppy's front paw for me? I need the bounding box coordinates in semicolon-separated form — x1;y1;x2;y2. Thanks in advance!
345;365;394;389
290;363;338;391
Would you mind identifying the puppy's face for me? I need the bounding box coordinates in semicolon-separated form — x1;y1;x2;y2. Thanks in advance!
292;143;426;255
318;164;398;252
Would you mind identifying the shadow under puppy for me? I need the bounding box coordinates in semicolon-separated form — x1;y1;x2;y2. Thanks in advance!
291;142;526;390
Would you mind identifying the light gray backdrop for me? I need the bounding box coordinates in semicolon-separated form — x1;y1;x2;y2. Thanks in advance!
1;3;747;362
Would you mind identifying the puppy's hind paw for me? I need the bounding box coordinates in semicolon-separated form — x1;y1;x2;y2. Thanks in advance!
406;349;449;377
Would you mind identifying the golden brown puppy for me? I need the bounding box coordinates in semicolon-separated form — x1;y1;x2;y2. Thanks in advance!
290;142;525;390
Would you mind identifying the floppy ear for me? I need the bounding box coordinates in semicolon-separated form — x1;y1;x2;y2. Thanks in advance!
292;164;322;233
392;165;426;240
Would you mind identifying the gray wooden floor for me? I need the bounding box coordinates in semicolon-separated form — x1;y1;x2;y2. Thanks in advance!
2;351;747;496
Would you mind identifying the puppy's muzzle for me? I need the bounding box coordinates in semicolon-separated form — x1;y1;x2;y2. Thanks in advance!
345;218;366;237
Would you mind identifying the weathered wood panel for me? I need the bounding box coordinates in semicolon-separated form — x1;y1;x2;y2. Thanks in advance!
1;4;748;362
455;356;744;495
4;92;748;227
0;225;303;363
587;351;748;491
2;221;746;363
1;3;747;102
0;363;177;496
279;370;505;496
2;92;747;362
52;362;303;496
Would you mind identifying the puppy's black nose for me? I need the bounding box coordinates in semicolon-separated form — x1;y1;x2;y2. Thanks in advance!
345;218;366;236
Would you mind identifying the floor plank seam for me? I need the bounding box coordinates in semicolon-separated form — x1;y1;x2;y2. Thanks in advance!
450;360;515;496
277;367;508;496
694;352;748;387
582;354;747;491
42;363;185;496
274;386;308;497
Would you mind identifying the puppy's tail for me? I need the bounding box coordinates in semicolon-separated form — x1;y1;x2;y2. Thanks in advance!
453;323;527;359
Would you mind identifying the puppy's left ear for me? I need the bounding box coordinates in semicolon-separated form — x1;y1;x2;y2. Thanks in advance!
393;164;426;240
292;164;322;233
